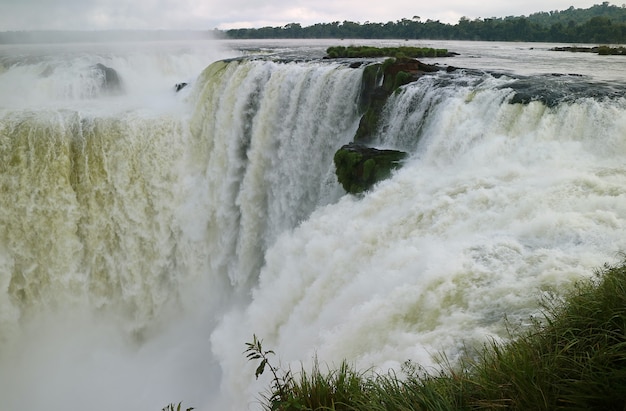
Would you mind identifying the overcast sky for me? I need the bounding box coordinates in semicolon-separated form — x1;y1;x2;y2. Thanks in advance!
0;0;615;31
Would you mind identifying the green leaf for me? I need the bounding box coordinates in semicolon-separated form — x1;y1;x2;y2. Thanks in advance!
255;358;268;379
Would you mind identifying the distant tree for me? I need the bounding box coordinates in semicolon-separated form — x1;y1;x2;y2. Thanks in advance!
223;3;626;44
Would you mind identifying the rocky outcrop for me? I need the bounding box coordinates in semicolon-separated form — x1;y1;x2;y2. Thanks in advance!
334;142;407;194
355;58;443;143
333;58;443;194
174;82;189;92
550;45;626;55
92;63;122;92
332;56;458;194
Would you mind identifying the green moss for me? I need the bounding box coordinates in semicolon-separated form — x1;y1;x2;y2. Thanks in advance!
393;71;412;91
359;64;383;111
356;61;416;142
354;108;380;142
362;158;376;181
334;144;407;194
326;46;449;59
381;57;396;72
334;149;365;193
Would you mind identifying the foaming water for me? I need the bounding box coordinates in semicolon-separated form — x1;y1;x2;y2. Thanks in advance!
210;71;626;409
0;40;241;411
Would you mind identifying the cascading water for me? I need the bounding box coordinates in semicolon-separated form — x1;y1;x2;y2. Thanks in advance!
0;40;625;411
209;68;626;409
187;59;362;291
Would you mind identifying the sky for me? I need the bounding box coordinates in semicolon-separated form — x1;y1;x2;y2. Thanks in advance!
0;0;616;31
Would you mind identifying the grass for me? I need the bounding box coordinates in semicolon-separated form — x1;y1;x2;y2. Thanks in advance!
248;259;626;410
161;403;194;411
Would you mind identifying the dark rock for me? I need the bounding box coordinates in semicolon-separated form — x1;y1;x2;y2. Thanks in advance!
174;82;189;92
384;59;440;76
92;63;122;92
334;142;407;194
550;46;598;53
551;45;626;55
40;65;54;77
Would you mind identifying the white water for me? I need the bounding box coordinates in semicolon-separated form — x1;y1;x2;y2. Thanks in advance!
0;40;625;411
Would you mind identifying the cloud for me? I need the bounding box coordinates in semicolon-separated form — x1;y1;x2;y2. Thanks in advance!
0;0;215;30
211;0;608;29
0;0;609;31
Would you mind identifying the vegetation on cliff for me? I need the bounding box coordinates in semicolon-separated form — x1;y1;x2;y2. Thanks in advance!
325;46;452;59
247;259;626;410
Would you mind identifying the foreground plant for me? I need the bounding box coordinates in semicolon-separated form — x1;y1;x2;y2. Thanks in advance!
245;335;369;410
161;402;194;411
245;334;297;409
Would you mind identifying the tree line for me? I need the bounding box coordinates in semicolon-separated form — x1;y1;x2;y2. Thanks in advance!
225;2;626;44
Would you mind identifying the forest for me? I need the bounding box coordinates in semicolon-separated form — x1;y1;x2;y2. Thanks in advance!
225;2;626;44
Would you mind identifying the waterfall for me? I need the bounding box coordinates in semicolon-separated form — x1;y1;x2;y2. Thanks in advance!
209;69;626;409
187;59;363;290
0;50;625;410
0;56;364;410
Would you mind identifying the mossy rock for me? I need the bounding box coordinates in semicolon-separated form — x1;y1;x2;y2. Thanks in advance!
334;143;407;194
325;46;452;59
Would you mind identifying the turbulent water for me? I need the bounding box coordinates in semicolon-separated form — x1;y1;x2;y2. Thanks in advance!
0;38;625;411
